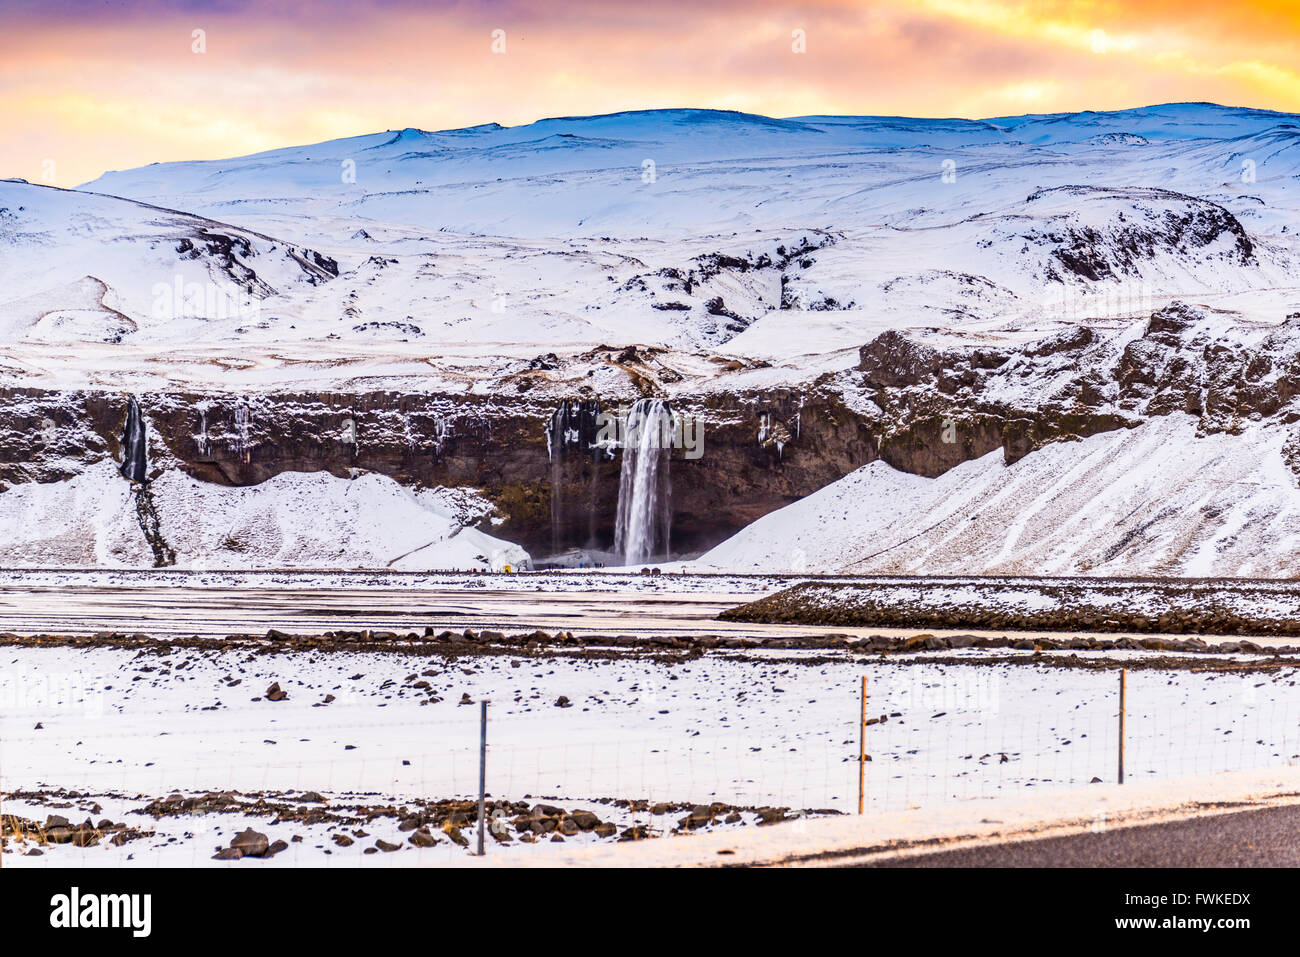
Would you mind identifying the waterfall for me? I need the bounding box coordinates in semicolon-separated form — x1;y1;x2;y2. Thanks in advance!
119;396;148;483
614;398;674;565
118;395;176;567
233;400;251;464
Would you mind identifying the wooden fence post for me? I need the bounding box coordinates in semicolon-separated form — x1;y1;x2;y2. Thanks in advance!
858;675;867;814
1118;669;1127;785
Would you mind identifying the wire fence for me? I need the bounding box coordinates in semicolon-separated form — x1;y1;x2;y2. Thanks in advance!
3;655;1300;864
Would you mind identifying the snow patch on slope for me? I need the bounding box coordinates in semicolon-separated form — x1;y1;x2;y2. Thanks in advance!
694;415;1300;578
0;463;528;570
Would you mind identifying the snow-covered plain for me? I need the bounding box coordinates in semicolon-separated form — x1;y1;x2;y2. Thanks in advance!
3;642;1296;866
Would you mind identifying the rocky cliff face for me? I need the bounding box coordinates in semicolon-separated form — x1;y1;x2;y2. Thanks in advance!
850;301;1300;479
1024;186;1256;283
0;381;878;560
5;301;1297;564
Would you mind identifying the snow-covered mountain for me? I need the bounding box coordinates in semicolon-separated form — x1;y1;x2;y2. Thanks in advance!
0;181;338;345
2;102;1300;572
20;101;1288;367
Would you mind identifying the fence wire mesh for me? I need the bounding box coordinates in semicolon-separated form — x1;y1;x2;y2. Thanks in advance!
3;653;1298;864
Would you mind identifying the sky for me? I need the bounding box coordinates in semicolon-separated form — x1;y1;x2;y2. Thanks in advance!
2;0;1299;187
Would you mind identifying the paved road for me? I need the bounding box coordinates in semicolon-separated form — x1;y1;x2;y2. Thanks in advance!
860;803;1300;867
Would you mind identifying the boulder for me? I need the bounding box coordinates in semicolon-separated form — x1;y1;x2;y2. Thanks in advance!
230;828;271;857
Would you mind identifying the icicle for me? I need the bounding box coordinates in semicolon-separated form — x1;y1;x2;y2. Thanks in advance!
233;400;251;464
196;406;210;457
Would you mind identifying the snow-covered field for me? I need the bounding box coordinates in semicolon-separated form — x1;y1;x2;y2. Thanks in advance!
3;641;1296;865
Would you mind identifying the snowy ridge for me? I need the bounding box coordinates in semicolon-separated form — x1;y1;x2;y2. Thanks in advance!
3;101;1283;365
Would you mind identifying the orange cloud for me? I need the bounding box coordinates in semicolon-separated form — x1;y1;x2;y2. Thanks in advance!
0;1;1296;187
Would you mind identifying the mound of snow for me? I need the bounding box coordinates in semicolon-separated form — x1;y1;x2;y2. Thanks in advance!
693;415;1300;578
0;462;529;571
983;102;1296;144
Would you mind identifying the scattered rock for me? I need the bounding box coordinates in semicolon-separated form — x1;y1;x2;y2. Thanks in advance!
224;827;271;859
408;827;438;847
568;810;601;831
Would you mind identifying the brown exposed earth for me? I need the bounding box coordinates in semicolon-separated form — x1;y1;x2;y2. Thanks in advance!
3;622;1298;671
1;785;838;860
720;580;1300;639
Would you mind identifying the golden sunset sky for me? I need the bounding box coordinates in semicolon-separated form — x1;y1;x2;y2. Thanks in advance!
3;0;1299;187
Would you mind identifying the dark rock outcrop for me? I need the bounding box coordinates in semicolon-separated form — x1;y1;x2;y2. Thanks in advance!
3;300;1296;563
0;384;878;559
852;301;1300;477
